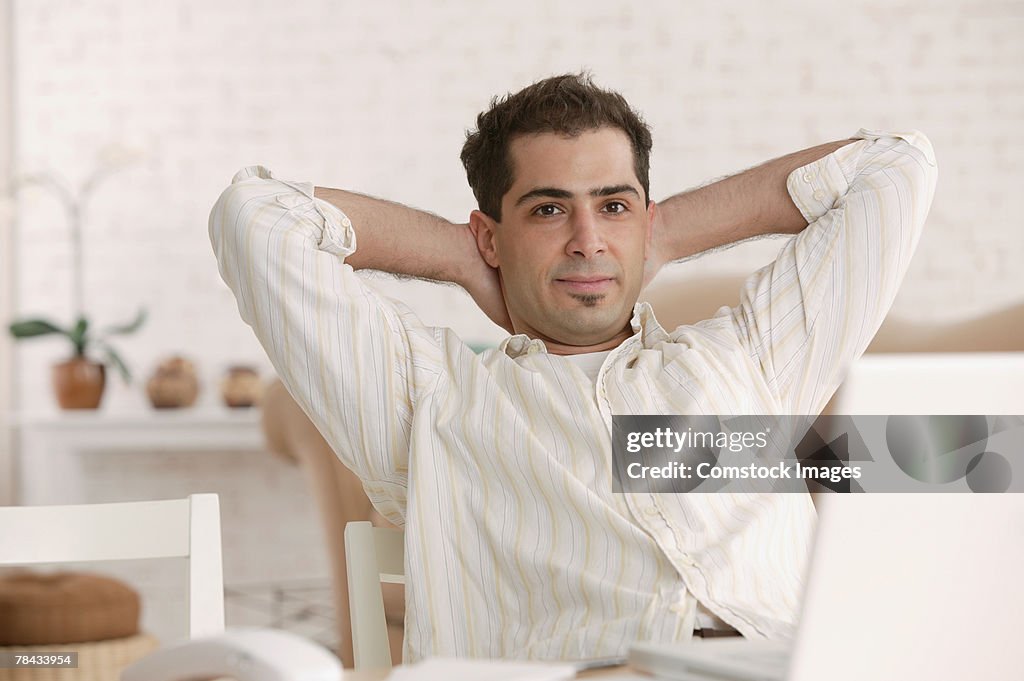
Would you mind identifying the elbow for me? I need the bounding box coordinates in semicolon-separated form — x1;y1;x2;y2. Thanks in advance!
897;129;939;190
209;166;276;248
911;129;938;190
883;130;938;224
208;179;260;298
208;181;243;249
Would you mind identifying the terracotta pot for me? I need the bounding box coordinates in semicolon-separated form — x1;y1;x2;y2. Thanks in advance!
52;357;106;410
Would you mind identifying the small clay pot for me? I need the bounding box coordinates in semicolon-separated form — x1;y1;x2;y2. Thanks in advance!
52;357;106;409
146;356;199;409
221;365;263;408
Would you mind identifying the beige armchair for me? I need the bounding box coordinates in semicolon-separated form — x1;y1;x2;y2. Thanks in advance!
261;379;404;668
260;275;1024;668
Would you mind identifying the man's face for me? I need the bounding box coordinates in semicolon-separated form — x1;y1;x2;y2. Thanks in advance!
473;127;655;349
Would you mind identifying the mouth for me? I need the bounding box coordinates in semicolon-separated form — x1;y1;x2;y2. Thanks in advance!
554;277;615;294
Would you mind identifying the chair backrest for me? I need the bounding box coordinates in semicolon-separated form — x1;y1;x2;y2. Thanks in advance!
344;521;404;670
833;352;1024;414
0;493;224;638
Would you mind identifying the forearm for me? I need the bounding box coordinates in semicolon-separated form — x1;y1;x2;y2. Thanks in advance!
312;186;480;288
312;186;513;331
655;139;856;263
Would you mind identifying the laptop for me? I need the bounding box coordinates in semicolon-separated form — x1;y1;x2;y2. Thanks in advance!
630;353;1024;681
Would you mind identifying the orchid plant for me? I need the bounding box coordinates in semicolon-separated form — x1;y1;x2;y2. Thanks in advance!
5;145;147;382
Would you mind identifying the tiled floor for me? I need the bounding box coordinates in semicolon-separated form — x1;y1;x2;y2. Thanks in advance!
224;578;337;652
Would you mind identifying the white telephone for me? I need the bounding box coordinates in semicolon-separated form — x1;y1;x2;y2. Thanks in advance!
120;627;343;681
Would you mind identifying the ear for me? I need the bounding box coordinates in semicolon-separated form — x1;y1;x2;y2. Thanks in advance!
469;209;501;268
644;200;657;260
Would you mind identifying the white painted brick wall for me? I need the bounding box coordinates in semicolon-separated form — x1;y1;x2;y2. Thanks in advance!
12;0;1024;412
8;0;1023;639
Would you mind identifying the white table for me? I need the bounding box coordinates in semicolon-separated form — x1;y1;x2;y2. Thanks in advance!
340;667;647;680
13;407;264;505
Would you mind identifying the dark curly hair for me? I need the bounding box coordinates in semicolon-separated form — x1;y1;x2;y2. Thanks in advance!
460;73;653;222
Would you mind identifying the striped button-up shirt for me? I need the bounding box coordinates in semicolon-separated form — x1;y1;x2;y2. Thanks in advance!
209;129;937;661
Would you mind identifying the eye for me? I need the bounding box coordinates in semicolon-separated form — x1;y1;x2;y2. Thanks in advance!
602;201;628;214
532;204;564;217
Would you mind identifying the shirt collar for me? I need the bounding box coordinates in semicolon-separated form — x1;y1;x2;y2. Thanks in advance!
498;301;669;359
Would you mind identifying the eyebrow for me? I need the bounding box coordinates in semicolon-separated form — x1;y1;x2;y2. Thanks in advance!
514;184;641;206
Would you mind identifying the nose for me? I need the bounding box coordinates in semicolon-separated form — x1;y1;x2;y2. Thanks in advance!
565;210;607;259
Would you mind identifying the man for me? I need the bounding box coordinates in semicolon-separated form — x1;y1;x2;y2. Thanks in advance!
210;74;937;661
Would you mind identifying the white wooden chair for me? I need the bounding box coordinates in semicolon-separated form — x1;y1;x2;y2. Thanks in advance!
0;493;224;638
344;521;404;669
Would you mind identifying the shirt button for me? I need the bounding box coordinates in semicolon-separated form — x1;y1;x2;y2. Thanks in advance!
670;602;688;615
341;217;352;228
644;506;659;517
812;189;825;201
802;172;814;183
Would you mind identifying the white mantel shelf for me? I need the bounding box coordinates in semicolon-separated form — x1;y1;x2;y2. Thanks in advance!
13;406;267;505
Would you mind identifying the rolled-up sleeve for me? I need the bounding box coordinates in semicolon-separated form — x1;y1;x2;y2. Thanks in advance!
730;130;938;414
209;166;441;522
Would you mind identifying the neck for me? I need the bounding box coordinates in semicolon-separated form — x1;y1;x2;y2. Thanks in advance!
538;324;634;356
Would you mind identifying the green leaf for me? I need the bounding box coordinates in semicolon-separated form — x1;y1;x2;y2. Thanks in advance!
8;318;68;339
101;308;147;336
98;341;132;384
69;317;89;355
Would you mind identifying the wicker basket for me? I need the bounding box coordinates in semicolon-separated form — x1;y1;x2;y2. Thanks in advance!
0;633;158;681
